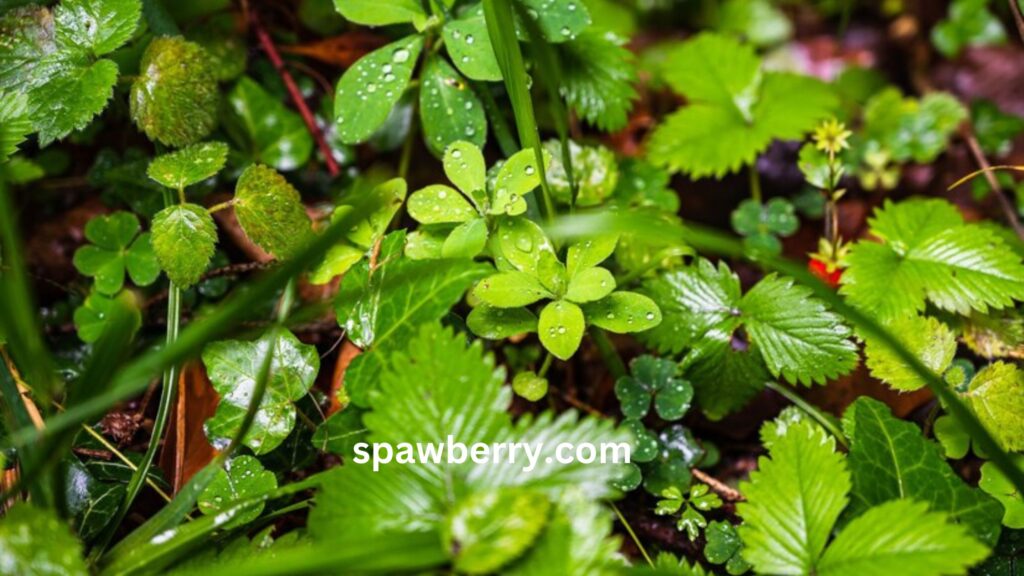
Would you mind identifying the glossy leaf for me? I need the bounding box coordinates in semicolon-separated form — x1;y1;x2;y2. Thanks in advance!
198;455;278;528
864;315;956;391
615;355;693;421
442;217;489;258
566;235;618;277
151;203;218;289
227;77;314;171
964;362;1024;451
443;6;501;81
490;149;546;216
233;164;314;260
583;291;661;333
147;141;229;190
443;489;550;574
419;56;486;157
466;304;537;339
335;35;423;144
333;0;425;26
538;299;585;359
407;184;477;224
73;212;159;295
0;504;88;575
0;91;31;162
475;271;554;307
443;140;488;200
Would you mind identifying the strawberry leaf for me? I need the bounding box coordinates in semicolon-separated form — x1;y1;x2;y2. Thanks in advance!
233;164;315;260
151;203;218;289
147;141;229;190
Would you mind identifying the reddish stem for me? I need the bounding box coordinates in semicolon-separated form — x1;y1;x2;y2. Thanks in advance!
251;13;340;177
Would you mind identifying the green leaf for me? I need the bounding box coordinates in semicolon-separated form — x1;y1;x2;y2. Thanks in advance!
964;362;1024;451
333;0;425;26
544;140;619;207
202;329;320;454
0;504;88;575
521;0;592;43
583;291;662;334
714;0;792;47
538;300;585;359
443;6;501;81
408;184;477;224
730;198;799;255
614;355;693;421
494;216;557;276
442;217;489;258
737;421;850;575
467;304;537;339
648;33;835;178
73;212;159;294
312;407;368;459
198;456;277;528
148;141;229;190
980;459;1024;529
226;77;314;171
842;397;1004;547
335;35;423;144
443;489;550;574
55;0;142;55
565;266;615;303
151;203;218;289
864;315;956;391
841;199;1024;322
233;164;315;260
817;500;989;576
131;37;219;147
512;371;548;401
444;140;488;200
490;148;546;215
862;90;968;163
556;31;637;132
0;91;32;162
566;234;618;278
504;495;622;576
931;0;1006;58
704;520;751;574
475;271;554;307
419;56;487;157
971;100;1024;157
73;291;120;343
343;178;408;249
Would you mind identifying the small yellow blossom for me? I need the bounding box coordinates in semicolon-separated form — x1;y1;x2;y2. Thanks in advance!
813;119;852;155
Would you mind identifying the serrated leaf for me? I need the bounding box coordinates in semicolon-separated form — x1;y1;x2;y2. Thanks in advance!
817;499;989;576
475;271;554;307
147;141;229;190
0;91;31;162
443;489;550;574
333;0;425;26
931;0;1006;58
151;203;217;289
0;504;88;575
227;77;314;171
841;199;1024;322
443;141;488;200
583;291;661;333
203;329;319;454
863;89;968;163
864;315;956;391
55;0;141;56
737;421;850;575
198;456;277;528
131;37;219;147
335;35;422;144
565;266;615;303
467;304;537;339
233;164;314;260
538;300;585;359
408;184;476;224
491;148;546;215
443;6;501;81
420;56;486;157
843;397;1003;547
556;31;637;132
964;362;1024;451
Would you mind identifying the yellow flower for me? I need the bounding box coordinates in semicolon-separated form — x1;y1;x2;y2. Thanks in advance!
813;119;852;155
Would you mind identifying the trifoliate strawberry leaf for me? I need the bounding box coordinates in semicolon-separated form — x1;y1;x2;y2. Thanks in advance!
233;164;314;260
130;37;219;147
556;31;637;132
466;305;537;339
979;459;1024;529
842;397;1003;547
147;141;228;190
841;199;1024;322
226;77;314;171
737;421;850;575
198;456;277;528
0;91;31;162
538;300;586;360
334;35;423;144
73;212;160;295
419;56;487;157
863;315;956;391
333;0;426;27
0;504;88;576
443;5;501;81
963;362;1024;451
203;329;319;454
648;33;836;178
150;203;218;289
615;355;693;421
443;489;551;574
816;499;989;576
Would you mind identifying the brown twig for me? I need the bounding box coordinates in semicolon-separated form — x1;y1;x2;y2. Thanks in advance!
960;125;1024;241
250;11;340;177
691;468;744;502
1010;0;1024;42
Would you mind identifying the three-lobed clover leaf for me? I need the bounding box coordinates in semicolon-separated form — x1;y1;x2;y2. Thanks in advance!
730;197;799;255
198;455;278;528
615;355;693;421
655;483;722;541
979;458;1024;529
202;329;319;454
704;520;752;575
73;211;160;295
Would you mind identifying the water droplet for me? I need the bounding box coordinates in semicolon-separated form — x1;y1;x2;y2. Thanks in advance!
366;83;377;93
461;56;469;63
568;2;577;9
438;189;448;199
465;126;476;136
392;48;411;63
645;312;655;320
452;149;463;159
606;312;615;319
464;101;473;110
525;165;535;175
561;26;571;36
466;34;475;44
515;235;533;252
557;325;566;334
383;73;396;82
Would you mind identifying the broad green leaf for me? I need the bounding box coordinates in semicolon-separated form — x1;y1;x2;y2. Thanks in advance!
566;235;618;278
226;77;314;171
198;456;277;528
538;300;585;359
684;326;769;420
147;142;229;190
467;304;537;339
817;500;989;576
308;243;364;285
661;32;760;107
62;459;124;542
544;140;619;207
0;91;32;161
55;0;142;55
233;164;314;260
714;0;792;47
475;271;554;307
740;274;858;384
964;362;1024;451
979;459;1024;529
863;89;968;163
931;0;1006;58
344;177;408;248
0;504;88;575
521;0;592;42
615;355;693;421
36;59;119;148
443;489;550;574
202;329;319;454
335;35;423;144
404;228;446;259
737;421;849;575
333;0;425;26
443;141;487;200
864;315;956;391
131;37;219;147
73;212;159;294
408;184;477;224
490;149;546;215
583;291;661;333
494;216;556;275
842;397;1003;546
443;6;501;81
312;407;368;459
841;199;1024;322
565;266;615;303
419;56;486;157
557;31;638;132
442;217;489;258
151;203;218;289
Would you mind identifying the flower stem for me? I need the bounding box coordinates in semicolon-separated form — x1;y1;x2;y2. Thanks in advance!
765;380;847;448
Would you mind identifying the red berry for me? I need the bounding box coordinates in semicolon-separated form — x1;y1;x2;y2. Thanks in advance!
808;258;842;288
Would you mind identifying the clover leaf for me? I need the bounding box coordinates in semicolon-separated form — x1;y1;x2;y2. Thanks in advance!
655;483;722;541
705;520;752;575
980;458;1024;529
615;355;693;421
931;0;1006;58
730;197;799;255
73;212;160;295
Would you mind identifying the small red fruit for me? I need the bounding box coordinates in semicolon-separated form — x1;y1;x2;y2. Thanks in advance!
809;257;842;288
